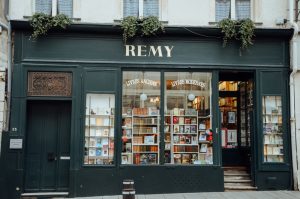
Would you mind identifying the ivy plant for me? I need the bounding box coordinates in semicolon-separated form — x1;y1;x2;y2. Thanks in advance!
120;16;139;43
120;16;164;42
30;13;71;39
140;16;164;36
217;18;255;50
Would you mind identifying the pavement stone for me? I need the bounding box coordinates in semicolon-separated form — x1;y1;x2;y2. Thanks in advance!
67;191;300;199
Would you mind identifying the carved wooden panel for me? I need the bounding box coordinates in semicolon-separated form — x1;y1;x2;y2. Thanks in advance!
28;72;72;96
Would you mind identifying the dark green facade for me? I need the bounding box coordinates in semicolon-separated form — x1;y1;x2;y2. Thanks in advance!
0;21;294;198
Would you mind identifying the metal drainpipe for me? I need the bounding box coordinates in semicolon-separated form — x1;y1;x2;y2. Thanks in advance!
289;0;299;191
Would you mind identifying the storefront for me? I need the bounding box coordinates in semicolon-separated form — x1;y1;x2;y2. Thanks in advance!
0;22;294;198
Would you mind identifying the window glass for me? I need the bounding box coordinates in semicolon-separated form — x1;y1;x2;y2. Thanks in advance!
35;0;52;15
143;0;159;17
84;94;115;165
123;0;139;17
262;96;284;163
164;72;213;165
122;72;161;165
58;0;73;18
236;0;250;20
215;0;230;22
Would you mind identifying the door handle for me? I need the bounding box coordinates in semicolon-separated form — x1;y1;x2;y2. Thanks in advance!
47;153;57;162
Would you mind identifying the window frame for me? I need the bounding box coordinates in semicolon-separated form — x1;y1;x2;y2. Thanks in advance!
33;0;74;17
122;0;162;19
214;0;252;22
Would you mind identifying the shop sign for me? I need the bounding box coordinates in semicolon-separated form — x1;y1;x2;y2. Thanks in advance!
9;139;23;149
171;79;206;88
125;79;159;87
125;45;174;57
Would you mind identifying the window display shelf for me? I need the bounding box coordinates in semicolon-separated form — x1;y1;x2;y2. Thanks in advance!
262;96;284;163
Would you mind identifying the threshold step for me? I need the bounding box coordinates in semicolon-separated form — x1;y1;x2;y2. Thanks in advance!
21;192;68;197
224;173;250;176
225;185;257;190
223;166;248;170
224;179;252;183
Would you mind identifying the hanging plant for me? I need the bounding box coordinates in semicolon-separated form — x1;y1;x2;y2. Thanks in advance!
217;18;255;50
120;16;139;43
30;13;71;39
120;16;164;42
140;16;164;36
238;19;255;50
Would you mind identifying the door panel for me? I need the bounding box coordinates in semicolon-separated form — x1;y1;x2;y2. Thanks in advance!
24;101;71;192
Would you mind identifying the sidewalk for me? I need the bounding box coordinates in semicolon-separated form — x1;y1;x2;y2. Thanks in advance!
70;191;300;199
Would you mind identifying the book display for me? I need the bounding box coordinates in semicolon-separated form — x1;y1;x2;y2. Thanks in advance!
84;94;115;165
263;96;284;162
165;108;213;165
122;107;160;165
219;96;238;148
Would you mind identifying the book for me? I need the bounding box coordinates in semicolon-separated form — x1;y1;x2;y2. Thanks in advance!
182;154;191;164
179;125;184;133
191;136;197;144
144;135;155;144
174;125;179;133
190;125;196;133
191;117;197;124
200;143;208;153
184;125;191;133
173;116;179;124
184;118;191;124
173;108;179;115
89;148;96;156
199;123;206;130
199;132;207;141
173;135;179;144
179;117;184;124
174;154;182;164
122;155;129;164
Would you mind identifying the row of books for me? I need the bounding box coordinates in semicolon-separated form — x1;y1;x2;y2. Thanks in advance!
172;108;197;116
85;128;114;137
173;125;197;134
173;135;198;145
133;145;158;152
85;147;113;157
264;146;284;155
133;153;157;164
84;157;113;165
172;116;197;124
132;135;156;144
132;107;159;116
133;127;157;134
173;146;198;152
85;137;114;148
174;153;198;164
133;118;158;125
264;134;283;145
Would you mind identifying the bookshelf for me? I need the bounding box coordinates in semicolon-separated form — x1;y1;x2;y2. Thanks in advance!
262;96;284;163
122;107;160;165
165;108;213;165
84;94;115;165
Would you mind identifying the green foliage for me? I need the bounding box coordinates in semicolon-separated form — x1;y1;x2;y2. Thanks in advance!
140;16;164;36
218;18;255;50
120;16;139;43
238;19;255;49
120;16;164;42
30;13;71;39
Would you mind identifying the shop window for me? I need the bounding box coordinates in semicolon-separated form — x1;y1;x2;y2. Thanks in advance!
123;0;159;18
215;0;250;22
84;94;115;165
122;72;161;165
35;0;73;17
262;96;284;163
164;72;213;165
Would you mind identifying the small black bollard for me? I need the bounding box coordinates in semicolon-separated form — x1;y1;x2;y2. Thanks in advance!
122;179;135;199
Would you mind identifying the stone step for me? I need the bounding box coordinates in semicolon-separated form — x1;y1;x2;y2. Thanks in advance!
225;182;252;187
223;166;248;171
224;172;250;176
225;185;257;191
224;179;252;183
224;170;249;175
224;174;250;179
